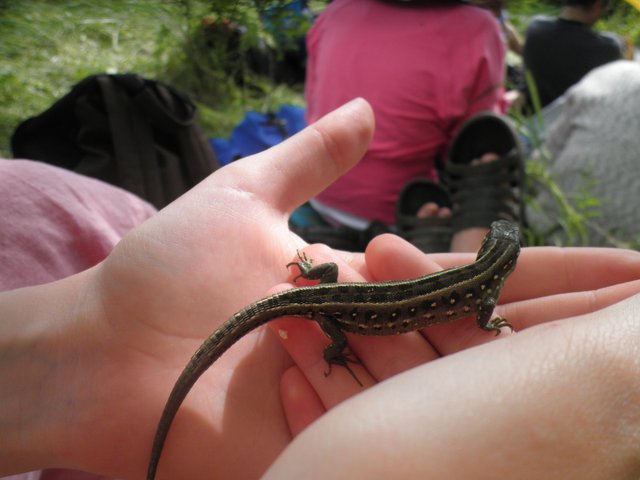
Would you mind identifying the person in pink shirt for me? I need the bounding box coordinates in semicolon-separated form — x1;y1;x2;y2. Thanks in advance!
305;0;507;229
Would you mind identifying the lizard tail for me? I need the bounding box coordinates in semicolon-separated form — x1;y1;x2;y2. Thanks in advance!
146;299;286;479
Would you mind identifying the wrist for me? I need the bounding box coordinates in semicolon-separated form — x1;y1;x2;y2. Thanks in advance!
0;269;102;474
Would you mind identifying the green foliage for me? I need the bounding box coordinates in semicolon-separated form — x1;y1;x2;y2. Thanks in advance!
506;0;640;44
154;0;314;112
0;0;307;157
0;0;187;156
600;1;640;45
523;154;594;247
505;0;558;36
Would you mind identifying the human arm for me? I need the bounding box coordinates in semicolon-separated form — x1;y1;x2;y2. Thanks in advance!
3;94;638;480
266;238;640;479
0;98;374;479
503;19;524;55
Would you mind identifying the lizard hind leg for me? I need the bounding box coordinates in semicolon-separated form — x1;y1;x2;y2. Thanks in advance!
324;349;363;387
476;296;514;335
318;316;364;387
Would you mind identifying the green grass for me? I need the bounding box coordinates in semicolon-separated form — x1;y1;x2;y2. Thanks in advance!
600;3;640;47
0;1;177;156
0;0;305;157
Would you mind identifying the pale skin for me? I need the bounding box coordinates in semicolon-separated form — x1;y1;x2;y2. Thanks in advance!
560;0;608;27
1;99;639;480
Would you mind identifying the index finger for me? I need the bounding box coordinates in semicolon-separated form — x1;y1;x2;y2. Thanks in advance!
373;240;640;302
500;247;640;302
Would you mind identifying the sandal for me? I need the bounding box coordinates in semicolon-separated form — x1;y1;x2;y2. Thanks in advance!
442;112;525;233
395;179;453;252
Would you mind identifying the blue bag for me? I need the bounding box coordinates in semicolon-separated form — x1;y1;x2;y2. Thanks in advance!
210;105;306;166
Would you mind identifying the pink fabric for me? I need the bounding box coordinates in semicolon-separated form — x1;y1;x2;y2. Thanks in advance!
306;0;506;225
0;159;156;291
0;159;156;480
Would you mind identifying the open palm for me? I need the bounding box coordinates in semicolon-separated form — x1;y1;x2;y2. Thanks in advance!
71;99;374;479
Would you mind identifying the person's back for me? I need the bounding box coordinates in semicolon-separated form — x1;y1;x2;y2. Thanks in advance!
523;1;623;108
305;0;505;227
532;60;640;246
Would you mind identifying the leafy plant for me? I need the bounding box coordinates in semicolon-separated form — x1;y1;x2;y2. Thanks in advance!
0;0;189;156
600;0;640;46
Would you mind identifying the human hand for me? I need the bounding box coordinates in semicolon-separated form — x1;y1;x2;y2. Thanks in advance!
2;99;374;480
266;238;640;478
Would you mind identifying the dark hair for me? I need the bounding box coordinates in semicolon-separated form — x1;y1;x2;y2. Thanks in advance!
563;0;610;8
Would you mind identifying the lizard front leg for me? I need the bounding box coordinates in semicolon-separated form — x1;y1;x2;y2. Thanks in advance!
476;295;513;335
286;250;339;284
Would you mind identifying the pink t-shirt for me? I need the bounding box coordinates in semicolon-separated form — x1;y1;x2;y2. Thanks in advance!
306;0;506;225
0;159;156;480
0;159;155;291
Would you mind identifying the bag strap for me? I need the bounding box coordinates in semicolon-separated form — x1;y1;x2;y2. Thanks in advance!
96;75;163;206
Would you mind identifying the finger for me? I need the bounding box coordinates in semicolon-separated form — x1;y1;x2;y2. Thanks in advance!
270;315;375;408
365;233;445;281
366;235;503;358
286;244;369;284
274;250;372;397
222;98;374;214
272;244;439;405
500;279;640;330
388;244;640;301
280;366;326;436
292;244;441;383
502;247;640;302
272;245;376;406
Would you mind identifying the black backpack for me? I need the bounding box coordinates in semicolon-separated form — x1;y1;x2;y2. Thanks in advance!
11;74;219;208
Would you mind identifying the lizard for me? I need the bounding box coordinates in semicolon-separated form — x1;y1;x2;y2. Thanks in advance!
146;219;520;480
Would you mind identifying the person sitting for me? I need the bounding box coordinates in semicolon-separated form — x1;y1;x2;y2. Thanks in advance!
530;60;640;247
522;0;625;109
303;0;507;231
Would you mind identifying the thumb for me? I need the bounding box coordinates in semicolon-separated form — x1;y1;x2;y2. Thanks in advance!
221;98;375;214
